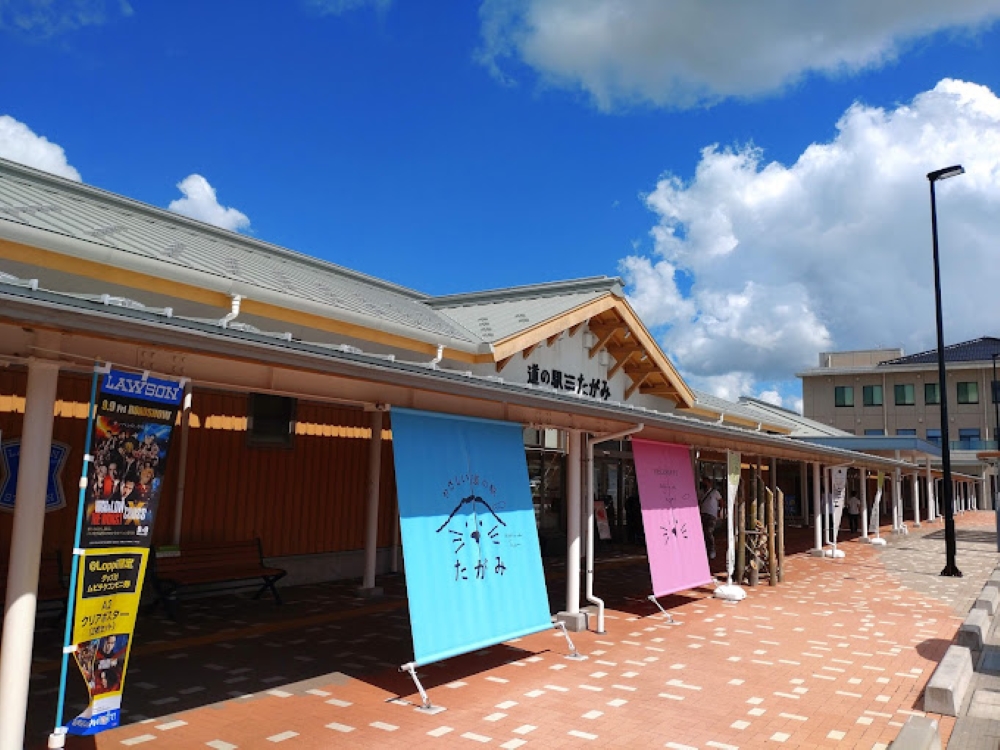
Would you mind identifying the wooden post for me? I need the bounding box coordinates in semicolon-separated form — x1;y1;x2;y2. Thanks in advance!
776;488;785;583
765;485;777;586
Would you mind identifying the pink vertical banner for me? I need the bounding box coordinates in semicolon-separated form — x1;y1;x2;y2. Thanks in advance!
632;439;713;598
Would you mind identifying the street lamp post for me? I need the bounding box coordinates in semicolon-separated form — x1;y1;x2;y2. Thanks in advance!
928;164;964;577
993;352;1000;552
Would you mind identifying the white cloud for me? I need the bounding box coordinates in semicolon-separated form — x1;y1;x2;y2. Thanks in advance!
168;175;250;233
0;0;132;37
0;115;81;181
478;0;1000;109
621;78;1000;401
757;390;784;408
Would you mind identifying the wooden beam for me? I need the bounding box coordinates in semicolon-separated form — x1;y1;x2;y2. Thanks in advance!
568;322;585;337
588;324;621;359
624;371;651;400
608;350;635;379
546;332;562;346
521;342;539;359
496;355;514;373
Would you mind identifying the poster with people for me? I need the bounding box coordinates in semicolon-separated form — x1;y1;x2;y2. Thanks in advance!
67;369;183;735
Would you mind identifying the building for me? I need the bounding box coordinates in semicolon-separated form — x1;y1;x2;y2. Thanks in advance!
0;156;924;745
798;339;1000;506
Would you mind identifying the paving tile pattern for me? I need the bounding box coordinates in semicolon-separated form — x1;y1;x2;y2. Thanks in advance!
19;512;1000;749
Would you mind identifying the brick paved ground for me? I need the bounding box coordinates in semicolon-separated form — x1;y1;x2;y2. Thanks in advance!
21;510;999;749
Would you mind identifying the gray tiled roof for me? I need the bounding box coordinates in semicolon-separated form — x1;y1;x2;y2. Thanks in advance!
736;397;850;437
429;277;621;342
0;158;480;344
879;337;1000;366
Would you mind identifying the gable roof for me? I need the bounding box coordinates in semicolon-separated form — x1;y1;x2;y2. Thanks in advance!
735;396;850;437
878;337;1000;366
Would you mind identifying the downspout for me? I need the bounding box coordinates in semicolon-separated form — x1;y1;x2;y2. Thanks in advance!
426;345;444;369
219;294;242;328
586;423;644;634
171;381;193;545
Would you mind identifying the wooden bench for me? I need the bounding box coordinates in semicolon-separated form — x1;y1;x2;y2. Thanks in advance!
147;539;286;620
0;550;66;618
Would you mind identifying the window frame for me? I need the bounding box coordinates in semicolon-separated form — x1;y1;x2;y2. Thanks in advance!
957;381;979;404
862;384;883;407
834;385;854;408
247;393;297;448
924;382;940;405
894;383;915;406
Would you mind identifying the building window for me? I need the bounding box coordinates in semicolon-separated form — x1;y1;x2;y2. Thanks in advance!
834;386;854;407
896;428;917;436
957;428;982;449
248;393;296;448
894;384;915;406
864;429;885;436
926;428;941;445
925;383;939;405
863;385;883;406
957;382;979;404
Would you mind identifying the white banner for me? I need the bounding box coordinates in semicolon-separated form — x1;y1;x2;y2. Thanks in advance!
831;467;847;545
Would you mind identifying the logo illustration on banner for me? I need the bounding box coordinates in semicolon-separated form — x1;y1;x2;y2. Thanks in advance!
0;439;70;512
390;408;551;667
68;369;183;736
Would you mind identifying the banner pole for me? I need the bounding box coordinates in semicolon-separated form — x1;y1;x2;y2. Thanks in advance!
50;363;106;748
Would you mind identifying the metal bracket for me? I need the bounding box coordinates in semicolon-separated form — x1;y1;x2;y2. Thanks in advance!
647;594;679;625
399;662;441;713
555;621;587;660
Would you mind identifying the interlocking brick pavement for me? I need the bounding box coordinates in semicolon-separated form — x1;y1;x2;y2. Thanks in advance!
21;511;999;749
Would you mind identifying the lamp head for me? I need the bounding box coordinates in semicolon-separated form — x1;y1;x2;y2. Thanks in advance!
927;165;965;182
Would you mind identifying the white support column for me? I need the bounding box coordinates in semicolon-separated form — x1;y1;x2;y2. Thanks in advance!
980;472;988;510
360;409;384;594
824;466;832;545
812;462;823;555
0;359;59;750
912;473;921;527
799;461;808;524
860;468;869;542
893;468;903;532
926;462;935;522
558;429;585;631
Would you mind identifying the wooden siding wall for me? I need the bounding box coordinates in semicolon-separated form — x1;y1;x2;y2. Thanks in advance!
0;369;398;561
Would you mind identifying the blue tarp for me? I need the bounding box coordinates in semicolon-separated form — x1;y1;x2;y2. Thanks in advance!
391;408;552;667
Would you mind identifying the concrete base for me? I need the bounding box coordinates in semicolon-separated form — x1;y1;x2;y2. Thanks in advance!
913;521;922;528
870;537;887;546
974;586;1000;616
357;586;384;598
859;536;872;544
924;645;973;716
958;609;990;652
714;584;747;602
889;715;940;750
555;610;588;633
810;548;826;557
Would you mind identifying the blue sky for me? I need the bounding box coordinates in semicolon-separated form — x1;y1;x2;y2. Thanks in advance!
2;1;1000;411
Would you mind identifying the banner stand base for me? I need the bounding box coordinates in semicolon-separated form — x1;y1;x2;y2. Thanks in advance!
823;548;846;558
399;662;442;713
554;621;587;660
714;584;746;602
870;537;887;546
48;727;67;749
647;595;681;625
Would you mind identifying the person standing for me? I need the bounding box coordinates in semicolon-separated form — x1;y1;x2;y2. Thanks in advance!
699;477;722;560
846;491;862;533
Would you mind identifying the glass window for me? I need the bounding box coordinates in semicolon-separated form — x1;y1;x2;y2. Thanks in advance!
924;383;940;405
926;428;941;445
896;428;917;436
863;385;883;406
957;382;979;404
248;393;296;448
864;429;885;436
894;384;915;406
959;428;981;439
834;385;854;407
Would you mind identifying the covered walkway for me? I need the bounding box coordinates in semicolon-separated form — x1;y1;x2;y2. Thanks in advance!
20;512;999;749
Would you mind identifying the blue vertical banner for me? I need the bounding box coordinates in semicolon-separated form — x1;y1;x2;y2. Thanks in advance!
390;408;552;667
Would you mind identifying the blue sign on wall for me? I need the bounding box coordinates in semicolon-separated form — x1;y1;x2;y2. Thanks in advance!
0;439;70;512
391;408;552;667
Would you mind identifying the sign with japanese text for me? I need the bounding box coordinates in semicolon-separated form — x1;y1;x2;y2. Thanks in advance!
68;369;183;736
632;439;712;598
391;408;551;667
526;364;610;400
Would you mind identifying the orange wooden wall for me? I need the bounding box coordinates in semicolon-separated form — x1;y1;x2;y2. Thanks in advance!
0;369;397;561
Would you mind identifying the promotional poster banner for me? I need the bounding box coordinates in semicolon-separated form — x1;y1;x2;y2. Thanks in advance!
869;472;884;534
390;408;551;667
595;501;612;541
0;439;69;512
726;452;741;583
831;467;847;543
68;369;183;735
632;439;712;598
